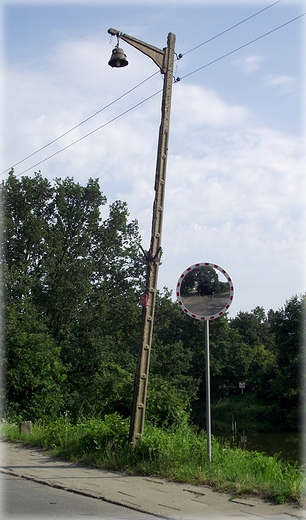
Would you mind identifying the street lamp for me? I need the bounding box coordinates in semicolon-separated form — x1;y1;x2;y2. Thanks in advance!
108;28;176;447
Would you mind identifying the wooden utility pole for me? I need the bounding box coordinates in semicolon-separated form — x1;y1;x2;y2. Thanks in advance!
108;28;176;447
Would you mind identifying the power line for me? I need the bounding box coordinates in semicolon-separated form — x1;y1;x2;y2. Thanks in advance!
181;0;282;56
4;8;304;178
15;89;163;177
178;13;305;81
0;71;160;177
1;0;282;178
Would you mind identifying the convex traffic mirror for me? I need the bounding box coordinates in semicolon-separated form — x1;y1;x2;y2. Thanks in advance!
176;262;234;320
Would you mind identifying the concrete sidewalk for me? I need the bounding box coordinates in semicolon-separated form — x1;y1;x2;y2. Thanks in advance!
1;441;305;520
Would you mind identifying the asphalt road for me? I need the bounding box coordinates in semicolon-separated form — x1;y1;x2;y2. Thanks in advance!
1;473;160;519
181;292;230;316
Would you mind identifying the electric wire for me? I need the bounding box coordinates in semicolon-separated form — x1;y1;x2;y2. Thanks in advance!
3;6;304;178
181;0;282;57
2;0;282;178
178;13;305;82
14;88;163;177
0;71;160;176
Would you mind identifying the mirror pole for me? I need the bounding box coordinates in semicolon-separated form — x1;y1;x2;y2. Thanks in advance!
204;319;212;463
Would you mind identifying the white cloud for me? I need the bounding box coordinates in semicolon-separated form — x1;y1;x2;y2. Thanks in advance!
234;54;264;73
263;74;297;93
2;33;305;316
171;84;250;130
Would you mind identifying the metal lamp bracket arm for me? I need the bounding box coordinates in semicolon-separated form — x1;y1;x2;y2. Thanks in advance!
108;28;166;72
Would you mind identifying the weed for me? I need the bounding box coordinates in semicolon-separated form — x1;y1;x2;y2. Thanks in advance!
1;416;304;505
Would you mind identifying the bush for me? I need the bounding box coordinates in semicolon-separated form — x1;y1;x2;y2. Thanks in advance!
78;414;130;453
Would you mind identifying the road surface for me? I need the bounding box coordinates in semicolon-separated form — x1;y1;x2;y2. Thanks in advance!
1;473;160;519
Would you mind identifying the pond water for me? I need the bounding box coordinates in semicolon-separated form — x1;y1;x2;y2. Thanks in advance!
213;430;304;465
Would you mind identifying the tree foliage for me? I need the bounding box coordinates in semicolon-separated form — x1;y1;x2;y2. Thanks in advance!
1;171;144;421
1;171;303;432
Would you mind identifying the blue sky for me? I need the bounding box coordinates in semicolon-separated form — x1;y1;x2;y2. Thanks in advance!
1;0;305;317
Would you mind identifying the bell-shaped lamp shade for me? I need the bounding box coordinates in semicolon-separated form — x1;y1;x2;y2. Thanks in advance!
108;47;128;68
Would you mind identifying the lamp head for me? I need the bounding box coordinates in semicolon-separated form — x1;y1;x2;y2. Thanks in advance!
108;46;128;68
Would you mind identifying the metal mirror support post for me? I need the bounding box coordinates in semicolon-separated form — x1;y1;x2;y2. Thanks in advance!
176;262;234;463
108;28;176;448
204;320;211;462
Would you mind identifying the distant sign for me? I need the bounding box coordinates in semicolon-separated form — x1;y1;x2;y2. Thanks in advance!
176;262;234;320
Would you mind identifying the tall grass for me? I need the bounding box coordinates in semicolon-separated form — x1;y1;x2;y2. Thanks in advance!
1;414;304;506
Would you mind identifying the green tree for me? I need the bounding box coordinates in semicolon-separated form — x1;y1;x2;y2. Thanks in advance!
229;307;277;397
268;295;305;429
147;289;199;427
5;298;65;421
230;306;275;352
2;171;145;421
181;266;221;296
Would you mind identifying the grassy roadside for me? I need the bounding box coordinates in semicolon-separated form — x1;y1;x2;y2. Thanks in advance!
1;413;304;506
